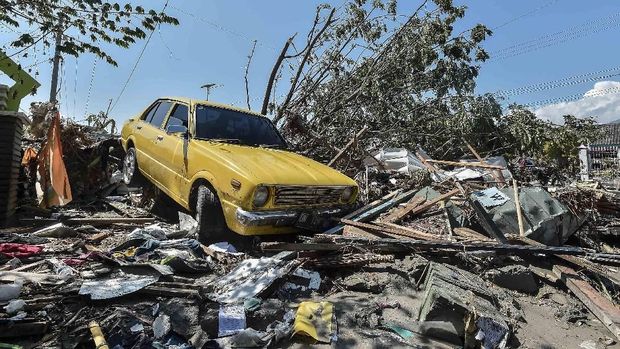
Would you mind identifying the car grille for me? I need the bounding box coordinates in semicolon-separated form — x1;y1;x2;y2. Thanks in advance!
273;185;347;206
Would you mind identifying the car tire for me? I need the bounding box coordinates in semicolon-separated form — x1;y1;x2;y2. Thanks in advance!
122;147;144;185
195;185;228;243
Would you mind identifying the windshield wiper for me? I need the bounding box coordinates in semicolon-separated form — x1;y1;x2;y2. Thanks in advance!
206;138;241;144
259;144;286;149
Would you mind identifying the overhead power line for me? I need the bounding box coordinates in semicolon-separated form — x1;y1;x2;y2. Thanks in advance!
494;65;620;97
110;0;169;114
524;85;620;108
490;12;620;60
492;0;559;31
170;5;278;51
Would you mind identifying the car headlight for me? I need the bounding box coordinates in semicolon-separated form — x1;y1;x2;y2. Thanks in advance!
341;187;355;202
253;186;270;207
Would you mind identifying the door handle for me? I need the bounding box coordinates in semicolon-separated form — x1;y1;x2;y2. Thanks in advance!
136;125;142;130
156;135;164;141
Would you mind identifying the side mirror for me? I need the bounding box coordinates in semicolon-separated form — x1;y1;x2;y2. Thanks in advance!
167;124;188;136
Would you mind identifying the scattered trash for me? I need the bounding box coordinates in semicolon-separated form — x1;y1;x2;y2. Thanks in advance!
293;301;335;343
218;305;246;337
78;273;159;300
0;279;22;301
3;299;25;314
153;314;171;339
4;131;620;348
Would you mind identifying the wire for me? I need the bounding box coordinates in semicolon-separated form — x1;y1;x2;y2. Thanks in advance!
73;55;78;119
109;0;170;113
492;0;559;31
524;85;620;107
83;58;97;117
490;13;620;60
494;65;620;97
170;5;278;51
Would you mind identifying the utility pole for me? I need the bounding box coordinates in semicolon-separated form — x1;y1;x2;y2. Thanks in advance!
200;83;219;101
49;30;63;104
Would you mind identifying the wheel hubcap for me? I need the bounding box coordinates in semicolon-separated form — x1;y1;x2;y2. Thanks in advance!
123;150;135;184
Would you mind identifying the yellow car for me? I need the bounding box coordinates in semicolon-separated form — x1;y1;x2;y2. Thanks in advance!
120;97;358;241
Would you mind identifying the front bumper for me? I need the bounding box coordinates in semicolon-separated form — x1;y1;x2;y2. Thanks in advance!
236;206;349;229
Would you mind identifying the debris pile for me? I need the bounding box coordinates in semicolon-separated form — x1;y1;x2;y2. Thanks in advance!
4;135;620;348
20;103;123;209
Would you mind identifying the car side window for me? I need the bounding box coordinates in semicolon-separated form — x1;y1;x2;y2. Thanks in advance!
142;102;160;122
166;103;189;131
149;101;172;128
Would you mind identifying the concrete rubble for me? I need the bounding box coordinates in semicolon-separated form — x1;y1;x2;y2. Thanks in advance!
3;125;620;349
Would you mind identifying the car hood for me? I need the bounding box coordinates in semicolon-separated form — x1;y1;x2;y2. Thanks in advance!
191;140;357;186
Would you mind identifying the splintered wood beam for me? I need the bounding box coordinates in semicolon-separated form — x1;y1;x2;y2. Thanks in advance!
513;179;526;237
426;159;505;170
343;219;445;241
380;196;425;223
554;265;620;341
327;125;369;167
379;188;460;223
453;227;493;241
463;139;506;185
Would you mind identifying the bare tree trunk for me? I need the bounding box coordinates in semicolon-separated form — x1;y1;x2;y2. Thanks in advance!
261;36;294;115
244;40;257;110
273;8;336;125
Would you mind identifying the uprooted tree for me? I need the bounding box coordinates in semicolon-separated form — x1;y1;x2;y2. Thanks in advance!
262;0;494;169
0;0;179;66
261;0;603;176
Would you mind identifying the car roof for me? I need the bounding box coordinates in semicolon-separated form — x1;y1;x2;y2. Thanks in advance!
161;97;266;118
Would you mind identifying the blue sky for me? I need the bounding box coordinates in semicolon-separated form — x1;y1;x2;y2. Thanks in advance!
2;0;620;125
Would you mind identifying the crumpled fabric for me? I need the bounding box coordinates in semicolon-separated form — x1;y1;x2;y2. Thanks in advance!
37;111;72;208
21;147;38;166
0;243;43;258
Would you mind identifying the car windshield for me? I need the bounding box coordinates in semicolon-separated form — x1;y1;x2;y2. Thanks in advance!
194;104;286;147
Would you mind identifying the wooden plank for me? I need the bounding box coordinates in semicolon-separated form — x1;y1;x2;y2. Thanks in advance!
426;159;505;170
513;179;525;237
327;125;369;167
381;188;459;223
380;196;425;223
463;140;506;186
343;219;443;241
64;217;155;226
324;189;417;234
554;265;620;341
342;190;400;220
513;235;620;286
378;222;448;241
453;227;493;241
415;152;439;173
0;321;49;338
138;285;199;298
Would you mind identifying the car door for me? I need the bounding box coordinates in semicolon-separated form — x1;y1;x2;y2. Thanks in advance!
139;100;173;184
154;102;190;204
131;101;160;178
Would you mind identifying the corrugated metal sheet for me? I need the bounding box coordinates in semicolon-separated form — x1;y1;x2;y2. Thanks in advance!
470;187;584;246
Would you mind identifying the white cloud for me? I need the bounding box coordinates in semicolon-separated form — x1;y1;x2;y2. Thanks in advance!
534;81;620;124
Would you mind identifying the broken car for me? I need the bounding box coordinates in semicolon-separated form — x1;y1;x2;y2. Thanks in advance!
120;97;358;241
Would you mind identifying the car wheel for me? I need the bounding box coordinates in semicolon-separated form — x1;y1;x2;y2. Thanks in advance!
122;147;144;185
195;185;228;243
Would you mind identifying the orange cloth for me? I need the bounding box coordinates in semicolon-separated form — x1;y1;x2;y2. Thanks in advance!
37;112;72;207
21;147;38;166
